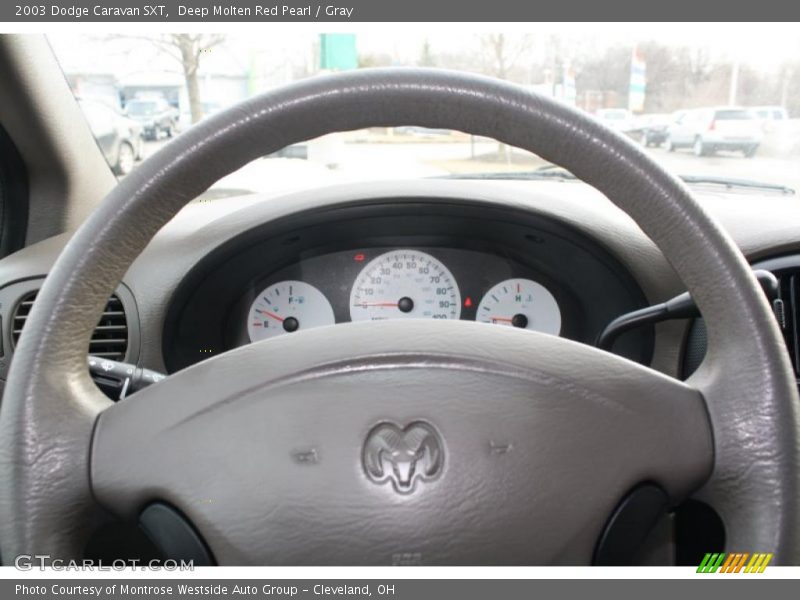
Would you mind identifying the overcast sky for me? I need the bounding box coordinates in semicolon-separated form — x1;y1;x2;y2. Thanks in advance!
48;23;799;81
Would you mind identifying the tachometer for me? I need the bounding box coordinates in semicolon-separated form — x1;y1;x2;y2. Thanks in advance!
477;278;561;335
247;280;335;341
350;250;461;321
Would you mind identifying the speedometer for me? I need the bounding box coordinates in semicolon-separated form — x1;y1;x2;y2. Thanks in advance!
477;278;561;335
247;280;335;342
350;250;461;321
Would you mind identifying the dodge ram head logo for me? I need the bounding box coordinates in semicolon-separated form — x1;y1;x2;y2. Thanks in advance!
362;421;444;493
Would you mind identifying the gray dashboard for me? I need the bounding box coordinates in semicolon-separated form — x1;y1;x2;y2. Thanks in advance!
162;201;652;372
0;178;798;391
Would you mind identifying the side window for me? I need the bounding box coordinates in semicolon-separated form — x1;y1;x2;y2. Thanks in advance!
0;125;28;257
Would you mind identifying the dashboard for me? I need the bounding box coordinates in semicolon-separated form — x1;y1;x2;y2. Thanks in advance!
3;178;797;394
161;199;653;373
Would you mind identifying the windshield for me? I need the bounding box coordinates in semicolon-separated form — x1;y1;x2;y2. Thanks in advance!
48;26;800;197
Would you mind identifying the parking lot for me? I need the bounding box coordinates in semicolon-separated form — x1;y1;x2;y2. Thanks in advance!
134;133;800;198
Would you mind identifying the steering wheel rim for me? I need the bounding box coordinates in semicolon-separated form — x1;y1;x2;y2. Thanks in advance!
1;68;797;564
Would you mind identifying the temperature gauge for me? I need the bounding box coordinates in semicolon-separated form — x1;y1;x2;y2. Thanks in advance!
477;278;561;335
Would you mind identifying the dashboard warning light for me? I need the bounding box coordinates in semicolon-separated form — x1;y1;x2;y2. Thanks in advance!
464;296;473;308
354;253;366;262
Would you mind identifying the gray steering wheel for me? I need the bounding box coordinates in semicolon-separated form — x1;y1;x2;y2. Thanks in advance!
1;69;798;564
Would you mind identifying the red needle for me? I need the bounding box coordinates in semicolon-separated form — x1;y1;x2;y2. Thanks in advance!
256;308;284;322
355;302;398;307
491;317;514;323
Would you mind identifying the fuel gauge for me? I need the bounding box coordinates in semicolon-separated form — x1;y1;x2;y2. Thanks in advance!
247;281;335;342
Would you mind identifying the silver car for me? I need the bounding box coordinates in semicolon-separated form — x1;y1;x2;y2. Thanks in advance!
78;99;143;175
666;107;763;157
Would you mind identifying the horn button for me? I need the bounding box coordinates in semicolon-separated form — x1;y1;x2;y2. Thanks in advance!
91;320;711;564
363;421;444;493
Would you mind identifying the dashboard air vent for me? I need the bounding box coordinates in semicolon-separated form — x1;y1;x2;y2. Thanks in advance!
11;291;129;361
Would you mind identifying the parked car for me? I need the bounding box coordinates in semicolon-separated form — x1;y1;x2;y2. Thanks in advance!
594;108;636;133
666;107;762;157
635;113;671;147
78;98;143;176
270;143;309;159
124;97;178;140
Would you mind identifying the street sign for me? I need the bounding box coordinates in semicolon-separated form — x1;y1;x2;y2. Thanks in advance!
629;46;646;112
320;34;358;71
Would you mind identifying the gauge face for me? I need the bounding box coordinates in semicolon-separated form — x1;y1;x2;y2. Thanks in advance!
247;280;335;342
477;278;561;335
350;250;461;321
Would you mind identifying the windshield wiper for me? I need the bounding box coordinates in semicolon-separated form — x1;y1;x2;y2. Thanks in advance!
678;175;795;195
446;167;795;195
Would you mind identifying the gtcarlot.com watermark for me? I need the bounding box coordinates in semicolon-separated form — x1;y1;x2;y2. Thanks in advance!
14;554;194;571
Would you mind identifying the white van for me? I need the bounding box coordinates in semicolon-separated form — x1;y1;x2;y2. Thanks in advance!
666;107;763;157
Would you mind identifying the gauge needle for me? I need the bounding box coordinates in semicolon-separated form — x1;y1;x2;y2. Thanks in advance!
354;302;398;307
256;308;284;322
490;317;514;323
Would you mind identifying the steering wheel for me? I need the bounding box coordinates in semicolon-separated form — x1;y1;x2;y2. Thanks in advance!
1;69;798;565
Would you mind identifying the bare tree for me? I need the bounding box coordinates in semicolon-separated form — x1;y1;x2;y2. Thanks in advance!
145;34;226;124
99;33;226;124
477;34;532;162
357;52;393;69
479;33;532;80
419;38;435;67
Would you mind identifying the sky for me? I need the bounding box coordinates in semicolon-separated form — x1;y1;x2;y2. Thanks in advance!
47;23;800;79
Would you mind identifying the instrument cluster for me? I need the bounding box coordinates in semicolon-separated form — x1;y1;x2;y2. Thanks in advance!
162;202;653;373
241;247;564;344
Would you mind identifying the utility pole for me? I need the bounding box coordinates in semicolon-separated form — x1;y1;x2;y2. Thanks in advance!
728;60;740;105
780;67;792;108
